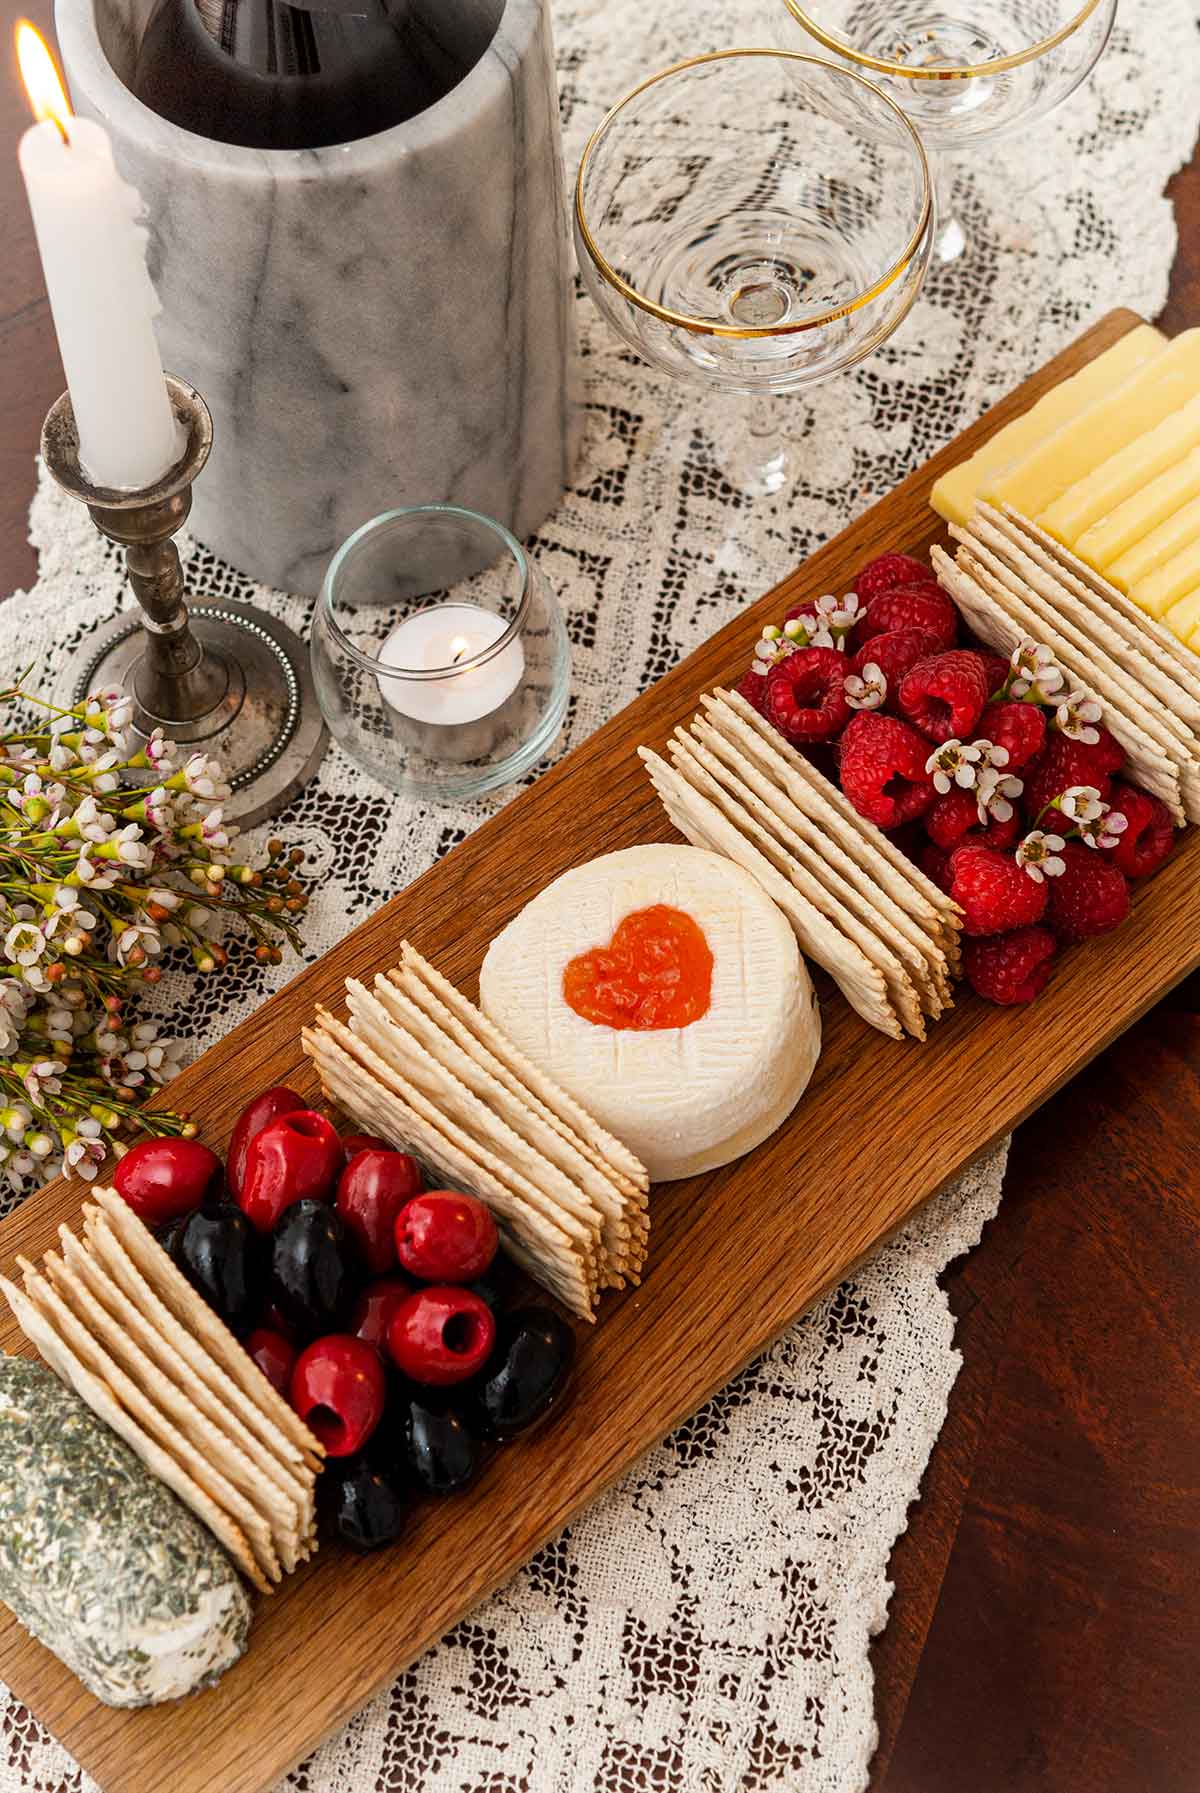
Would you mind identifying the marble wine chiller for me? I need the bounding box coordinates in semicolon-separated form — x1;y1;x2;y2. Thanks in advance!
55;0;579;596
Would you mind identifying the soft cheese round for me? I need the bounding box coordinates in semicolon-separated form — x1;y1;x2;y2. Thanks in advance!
479;845;820;1182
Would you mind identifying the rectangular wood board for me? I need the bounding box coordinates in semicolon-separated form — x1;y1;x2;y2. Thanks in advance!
1;307;1196;1793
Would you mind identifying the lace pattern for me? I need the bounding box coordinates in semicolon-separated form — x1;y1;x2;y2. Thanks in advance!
0;0;1195;1782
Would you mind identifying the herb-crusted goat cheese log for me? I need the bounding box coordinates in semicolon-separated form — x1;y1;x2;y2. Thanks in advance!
0;1356;251;1706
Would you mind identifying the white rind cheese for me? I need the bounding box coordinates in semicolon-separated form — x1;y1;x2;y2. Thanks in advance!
480;845;820;1182
0;1356;251;1706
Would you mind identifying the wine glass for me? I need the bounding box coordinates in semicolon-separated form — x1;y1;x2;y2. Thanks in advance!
778;0;1117;263
574;49;934;501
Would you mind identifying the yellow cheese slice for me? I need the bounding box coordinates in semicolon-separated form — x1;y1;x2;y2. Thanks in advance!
930;324;1165;526
1131;538;1200;617
1075;444;1200;572
1038;394;1200;547
1164;586;1200;636
982;328;1200;519
1106;493;1200;594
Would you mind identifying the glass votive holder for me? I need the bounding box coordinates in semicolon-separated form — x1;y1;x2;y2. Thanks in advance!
311;505;572;803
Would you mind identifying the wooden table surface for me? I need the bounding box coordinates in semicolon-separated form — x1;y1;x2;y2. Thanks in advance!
1;14;1197;1789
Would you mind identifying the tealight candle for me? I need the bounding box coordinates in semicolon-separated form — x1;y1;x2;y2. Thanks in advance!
374;602;523;756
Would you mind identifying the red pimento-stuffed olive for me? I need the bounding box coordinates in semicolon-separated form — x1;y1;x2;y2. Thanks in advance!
113;1137;221;1228
237;1110;342;1233
340;1132;390;1165
350;1276;413;1354
387;1287;495;1386
290;1334;386;1457
335;1149;422;1275
246;1327;296;1397
395;1190;498;1285
226;1086;305;1201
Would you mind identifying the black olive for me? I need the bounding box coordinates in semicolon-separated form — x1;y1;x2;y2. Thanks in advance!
327;1459;406;1552
175;1203;256;1335
156;1212;190;1266
268;1200;355;1338
468;1307;575;1439
402;1391;480;1495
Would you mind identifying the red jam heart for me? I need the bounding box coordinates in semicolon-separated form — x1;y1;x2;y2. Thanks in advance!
562;904;713;1030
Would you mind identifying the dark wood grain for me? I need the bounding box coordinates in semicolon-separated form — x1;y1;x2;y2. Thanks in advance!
876;1010;1200;1793
2;38;1200;1793
0;311;1198;1793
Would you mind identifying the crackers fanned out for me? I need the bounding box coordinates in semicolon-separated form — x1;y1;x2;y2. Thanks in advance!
1;1187;322;1594
303;945;649;1323
935;503;1200;827
640;689;962;1042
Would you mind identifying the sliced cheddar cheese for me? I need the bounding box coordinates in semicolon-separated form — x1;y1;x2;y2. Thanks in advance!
982;328;1200;519
1038;394;1200;546
1165;586;1200;637
1107;494;1200;595
1131;538;1200;617
930;324;1165;527
1075;445;1200;571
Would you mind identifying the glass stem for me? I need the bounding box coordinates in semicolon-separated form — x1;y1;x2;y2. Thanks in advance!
929;151;967;265
738;392;789;499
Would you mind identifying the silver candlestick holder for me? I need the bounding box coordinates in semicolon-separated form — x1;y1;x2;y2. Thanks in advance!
40;374;327;827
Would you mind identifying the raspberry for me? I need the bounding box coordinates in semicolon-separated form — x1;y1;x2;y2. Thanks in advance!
846;627;941;712
839;713;935;829
1021;727;1125;822
1105;781;1175;879
963;927;1058;1005
918;843;953;895
1045;841;1130;942
976;652;1011;700
765;648;850;745
735;665;771;717
853;552;936;608
925;788;1022;853
978;700;1046;771
855;584;959;653
898;650;989;745
949;843;1048;937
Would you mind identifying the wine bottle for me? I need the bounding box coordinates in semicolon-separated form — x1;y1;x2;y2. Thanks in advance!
130;0;480;151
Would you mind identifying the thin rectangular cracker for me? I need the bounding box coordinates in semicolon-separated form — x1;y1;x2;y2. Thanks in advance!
932;547;1187;826
367;976;636;1288
340;991;605;1274
688;712;951;1014
0;1273;269;1594
56;1223;314;1540
89;1187;322;1471
398;945;649;1195
952;521;1200;822
46;1233;308;1569
305;1020;596;1320
668;729;926;1039
14;1259;281;1586
641;747;903;1040
1002;507;1200;708
979;505;1200;729
708;691;963;971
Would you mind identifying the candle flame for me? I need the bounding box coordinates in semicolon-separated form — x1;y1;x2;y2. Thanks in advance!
16;22;72;141
449;636;472;665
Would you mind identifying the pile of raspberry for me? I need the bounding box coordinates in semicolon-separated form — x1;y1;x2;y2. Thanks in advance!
735;551;1176;1008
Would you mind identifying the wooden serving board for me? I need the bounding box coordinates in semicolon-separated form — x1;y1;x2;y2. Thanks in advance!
2;307;1197;1793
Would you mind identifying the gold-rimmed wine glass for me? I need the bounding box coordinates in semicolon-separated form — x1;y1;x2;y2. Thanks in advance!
778;0;1118;263
574;49;934;501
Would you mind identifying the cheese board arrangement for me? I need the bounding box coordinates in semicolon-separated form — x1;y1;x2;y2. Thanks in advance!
1;308;1199;1793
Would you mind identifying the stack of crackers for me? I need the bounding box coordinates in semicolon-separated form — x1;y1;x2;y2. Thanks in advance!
303;944;649;1323
639;689;962;1043
935;505;1200;827
0;1187;321;1595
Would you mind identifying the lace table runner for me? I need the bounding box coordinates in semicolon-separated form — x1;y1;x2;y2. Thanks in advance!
1;0;1197;1784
